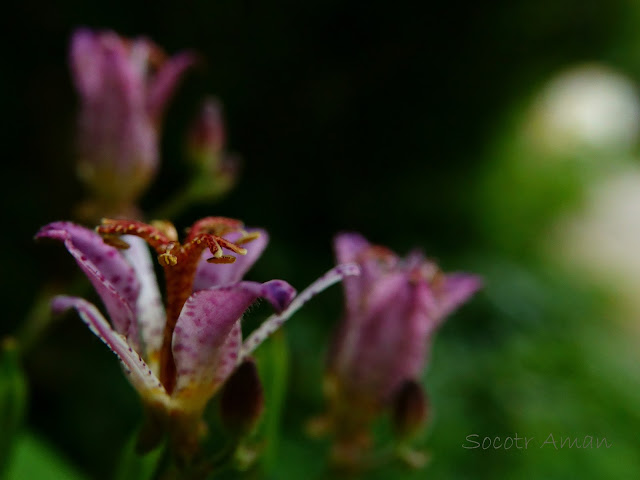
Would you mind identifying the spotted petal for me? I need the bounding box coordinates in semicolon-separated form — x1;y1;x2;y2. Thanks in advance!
121;235;166;371
339;272;425;403
171;280;296;411
193;229;268;291
334;233;398;317
212;321;242;391
242;263;360;359
36;222;141;350
52;296;166;403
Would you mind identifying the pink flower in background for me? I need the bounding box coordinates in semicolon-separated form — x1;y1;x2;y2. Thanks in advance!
326;233;481;429
70;29;196;208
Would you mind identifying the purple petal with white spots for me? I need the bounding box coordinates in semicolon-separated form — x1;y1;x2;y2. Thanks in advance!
193;229;268;291
333;269;480;405
52;296;166;401
339;273;428;403
172;280;295;411
211;321;242;390
36;222;141;351
241;263;360;359
121;235;166;369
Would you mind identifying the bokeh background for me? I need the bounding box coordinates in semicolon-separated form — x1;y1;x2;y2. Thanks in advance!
3;0;640;478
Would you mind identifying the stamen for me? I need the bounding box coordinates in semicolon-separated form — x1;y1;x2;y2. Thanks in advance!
159;252;178;266
186;216;244;242
207;255;236;264
216;237;248;255
97;219;173;255
95;216;259;395
236;230;261;245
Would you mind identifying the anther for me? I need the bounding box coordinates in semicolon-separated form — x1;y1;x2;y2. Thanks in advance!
159;252;178;266
207;255;237;264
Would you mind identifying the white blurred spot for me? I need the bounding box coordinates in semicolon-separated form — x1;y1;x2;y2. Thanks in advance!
549;169;640;309
525;64;640;156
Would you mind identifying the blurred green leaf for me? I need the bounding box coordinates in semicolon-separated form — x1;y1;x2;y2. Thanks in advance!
114;429;164;480
254;329;289;476
0;337;27;477
5;433;87;480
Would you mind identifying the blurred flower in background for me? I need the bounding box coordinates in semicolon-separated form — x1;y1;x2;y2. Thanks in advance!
523;64;640;157
524;64;640;156
527;66;640;325
479;63;640;254
548;169;640;318
70;28;196;219
470;59;640;480
315;233;480;469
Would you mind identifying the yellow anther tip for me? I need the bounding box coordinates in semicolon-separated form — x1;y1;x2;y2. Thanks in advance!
159;253;178;266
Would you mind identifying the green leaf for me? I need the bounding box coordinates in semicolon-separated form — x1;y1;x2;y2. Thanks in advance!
0;337;27;477
5;433;87;480
114;429;165;480
254;329;289;475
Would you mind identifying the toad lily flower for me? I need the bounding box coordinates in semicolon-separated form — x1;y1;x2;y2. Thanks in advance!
70;28;196;213
36;218;358;454
322;233;480;460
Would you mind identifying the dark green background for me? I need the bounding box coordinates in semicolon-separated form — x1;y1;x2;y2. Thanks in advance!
2;1;640;478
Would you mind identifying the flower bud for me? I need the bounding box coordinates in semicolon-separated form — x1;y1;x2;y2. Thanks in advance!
69;28;195;211
187;97;226;166
183;98;240;204
219;359;264;436
391;380;428;439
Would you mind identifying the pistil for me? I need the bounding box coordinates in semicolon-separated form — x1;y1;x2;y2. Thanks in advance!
97;217;255;394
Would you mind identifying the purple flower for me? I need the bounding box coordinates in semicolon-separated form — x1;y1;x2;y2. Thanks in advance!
36;218;359;434
328;233;481;415
70;28;196;208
